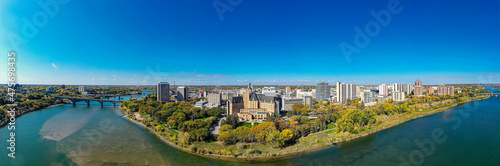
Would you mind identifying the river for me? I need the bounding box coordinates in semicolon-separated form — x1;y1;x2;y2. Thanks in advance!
1;89;499;166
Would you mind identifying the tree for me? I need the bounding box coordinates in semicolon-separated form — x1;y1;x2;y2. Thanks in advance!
280;129;294;141
223;114;239;128
220;124;233;133
178;132;191;145
218;131;234;144
267;131;284;148
290;115;301;122
253;122;277;142
300;116;309;124
231;126;254;142
195;128;210;142
291;103;304;112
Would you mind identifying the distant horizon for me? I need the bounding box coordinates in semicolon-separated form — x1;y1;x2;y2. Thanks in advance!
1;0;499;85
5;82;500;87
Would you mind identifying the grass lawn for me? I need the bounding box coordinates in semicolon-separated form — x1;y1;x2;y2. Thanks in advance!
327;123;335;129
166;128;179;136
241;122;259;128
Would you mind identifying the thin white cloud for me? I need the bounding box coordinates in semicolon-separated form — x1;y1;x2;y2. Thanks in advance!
52;63;58;69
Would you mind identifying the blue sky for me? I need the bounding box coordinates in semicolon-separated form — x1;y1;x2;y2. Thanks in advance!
1;0;499;85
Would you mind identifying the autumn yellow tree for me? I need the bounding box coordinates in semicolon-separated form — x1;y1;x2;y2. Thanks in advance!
252;122;277;142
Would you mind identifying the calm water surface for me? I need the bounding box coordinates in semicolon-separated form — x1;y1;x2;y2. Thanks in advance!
1;91;499;166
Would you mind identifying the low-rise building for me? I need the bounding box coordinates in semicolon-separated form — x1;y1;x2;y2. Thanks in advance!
282;98;304;111
238;108;267;122
46;87;55;93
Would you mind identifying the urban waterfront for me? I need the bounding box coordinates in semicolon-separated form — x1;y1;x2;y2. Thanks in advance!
1;89;499;166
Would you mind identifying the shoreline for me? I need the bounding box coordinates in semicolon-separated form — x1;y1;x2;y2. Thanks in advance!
0;103;66;129
119;95;491;161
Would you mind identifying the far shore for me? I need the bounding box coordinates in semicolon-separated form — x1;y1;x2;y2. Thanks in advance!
119;95;492;160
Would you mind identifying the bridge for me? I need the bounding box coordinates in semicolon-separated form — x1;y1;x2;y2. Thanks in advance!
478;93;500;97
53;96;124;107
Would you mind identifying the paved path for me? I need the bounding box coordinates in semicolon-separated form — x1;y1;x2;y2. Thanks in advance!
211;117;226;135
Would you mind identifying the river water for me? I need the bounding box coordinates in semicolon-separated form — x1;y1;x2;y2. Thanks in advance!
1;90;499;166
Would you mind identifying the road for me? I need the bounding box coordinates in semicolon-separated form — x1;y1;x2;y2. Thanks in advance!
211;117;226;135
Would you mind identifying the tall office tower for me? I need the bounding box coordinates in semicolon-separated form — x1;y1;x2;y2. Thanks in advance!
285;86;291;93
157;82;170;102
176;86;188;101
316;82;331;101
78;86;87;93
336;82;357;104
392;91;406;101
379;84;388;96
414;80;423;96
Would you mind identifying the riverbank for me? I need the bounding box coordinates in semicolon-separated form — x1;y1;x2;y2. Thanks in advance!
0;102;66;129
119;95;491;160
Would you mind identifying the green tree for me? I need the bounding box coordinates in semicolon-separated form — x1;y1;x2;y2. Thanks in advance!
220;124;233;133
218;131;234;144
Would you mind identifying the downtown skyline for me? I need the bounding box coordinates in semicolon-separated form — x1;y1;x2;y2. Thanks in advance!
1;0;500;85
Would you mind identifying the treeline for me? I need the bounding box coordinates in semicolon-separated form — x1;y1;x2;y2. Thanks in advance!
0;92;63;127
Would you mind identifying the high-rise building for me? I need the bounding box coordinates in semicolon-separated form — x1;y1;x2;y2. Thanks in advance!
361;91;375;103
316;82;331;101
392;91;406;101
304;96;313;108
437;85;454;95
336;82;357;104
379;84;388;96
414;80;423;96
157;82;170;102
285;86;291;93
176;86;188;101
427;87;435;95
78;86;87;93
262;87;277;96
397;83;413;95
208;93;222;105
393;83;399;92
